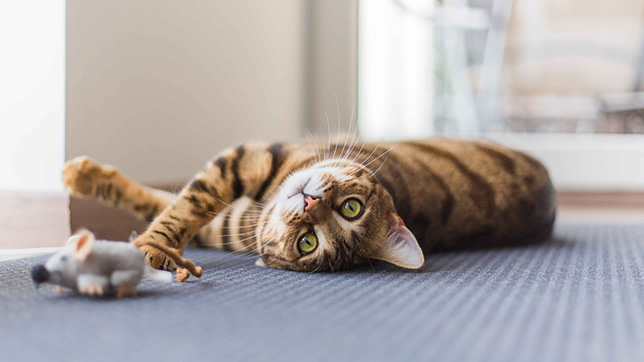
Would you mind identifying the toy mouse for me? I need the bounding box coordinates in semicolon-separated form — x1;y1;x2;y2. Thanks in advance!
31;229;203;298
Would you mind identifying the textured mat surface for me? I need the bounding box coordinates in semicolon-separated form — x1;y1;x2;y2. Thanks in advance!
2;223;644;362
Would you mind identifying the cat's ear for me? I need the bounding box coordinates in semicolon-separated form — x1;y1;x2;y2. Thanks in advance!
371;214;424;269
73;229;95;261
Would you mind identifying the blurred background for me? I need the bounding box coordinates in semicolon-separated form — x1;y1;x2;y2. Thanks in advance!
360;0;644;191
2;0;644;248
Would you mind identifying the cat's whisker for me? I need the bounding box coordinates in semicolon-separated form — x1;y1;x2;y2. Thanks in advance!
334;97;342;161
343;133;360;162
223;219;268;229
336;111;354;165
355;143;382;170
199;221;268;249
338;107;360;165
201;215;264;226
205;195;266;209
359;143;399;170
203;212;264;221
198;230;260;246
205;207;264;216
252;233;283;257
305;128;326;164
339;135;360;168
348;139;368;166
325;112;332;160
305;129;323;163
316;113;327;159
204;206;265;215
370;155;390;177
226;221;283;256
343;143;399;180
343;103;361;158
213;229;259;238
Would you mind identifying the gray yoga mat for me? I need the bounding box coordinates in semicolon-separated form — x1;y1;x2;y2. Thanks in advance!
1;222;644;362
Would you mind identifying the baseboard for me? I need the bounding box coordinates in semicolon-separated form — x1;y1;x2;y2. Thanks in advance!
70;196;148;242
69;181;183;242
557;191;644;209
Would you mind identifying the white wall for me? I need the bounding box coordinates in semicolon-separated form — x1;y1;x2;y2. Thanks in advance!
0;1;65;190
305;0;359;134
66;0;307;184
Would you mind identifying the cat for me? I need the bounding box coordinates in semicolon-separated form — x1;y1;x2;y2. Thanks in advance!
62;138;556;272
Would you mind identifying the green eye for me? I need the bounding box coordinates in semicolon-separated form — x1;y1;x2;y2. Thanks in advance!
298;232;318;255
340;198;363;220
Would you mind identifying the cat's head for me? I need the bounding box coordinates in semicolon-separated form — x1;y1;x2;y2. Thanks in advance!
256;159;424;272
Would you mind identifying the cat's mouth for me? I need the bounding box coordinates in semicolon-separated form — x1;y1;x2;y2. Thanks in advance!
284;192;322;215
286;177;311;199
280;172;324;214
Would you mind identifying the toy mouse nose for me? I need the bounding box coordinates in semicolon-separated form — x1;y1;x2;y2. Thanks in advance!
31;264;50;284
304;195;320;211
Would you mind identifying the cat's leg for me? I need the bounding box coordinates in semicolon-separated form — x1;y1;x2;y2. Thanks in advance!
135;142;301;270
195;196;263;253
62;156;175;221
63;156;258;252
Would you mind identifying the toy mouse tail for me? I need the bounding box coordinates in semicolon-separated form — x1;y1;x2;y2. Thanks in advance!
135;240;203;279
144;265;173;283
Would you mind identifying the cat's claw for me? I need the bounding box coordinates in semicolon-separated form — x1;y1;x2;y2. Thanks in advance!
140;245;176;271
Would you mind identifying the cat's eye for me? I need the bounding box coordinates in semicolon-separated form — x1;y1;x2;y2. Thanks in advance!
339;198;363;220
298;232;318;255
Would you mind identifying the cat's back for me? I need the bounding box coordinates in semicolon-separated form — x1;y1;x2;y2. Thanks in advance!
372;138;556;251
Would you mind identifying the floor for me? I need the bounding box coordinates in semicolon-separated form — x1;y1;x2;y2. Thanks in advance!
4;222;644;361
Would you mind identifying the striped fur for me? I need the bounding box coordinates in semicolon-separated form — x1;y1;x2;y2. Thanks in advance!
62;138;556;272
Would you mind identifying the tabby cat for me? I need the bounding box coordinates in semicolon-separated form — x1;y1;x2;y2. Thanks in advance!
62;138;556;272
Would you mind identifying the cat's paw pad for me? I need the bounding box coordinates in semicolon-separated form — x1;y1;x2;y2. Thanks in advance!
62;156;115;196
141;245;176;271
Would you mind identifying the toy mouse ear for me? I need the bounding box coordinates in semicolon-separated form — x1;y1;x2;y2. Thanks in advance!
74;229;96;261
371;214;424;269
129;231;138;242
66;234;81;246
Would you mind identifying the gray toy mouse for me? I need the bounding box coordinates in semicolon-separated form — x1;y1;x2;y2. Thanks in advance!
31;229;203;298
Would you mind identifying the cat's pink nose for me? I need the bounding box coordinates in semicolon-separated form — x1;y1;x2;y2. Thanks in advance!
304;195;320;211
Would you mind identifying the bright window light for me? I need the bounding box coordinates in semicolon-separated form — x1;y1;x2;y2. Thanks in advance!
0;1;65;191
359;0;435;141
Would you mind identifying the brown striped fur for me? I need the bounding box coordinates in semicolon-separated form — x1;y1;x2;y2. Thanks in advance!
62;138;556;272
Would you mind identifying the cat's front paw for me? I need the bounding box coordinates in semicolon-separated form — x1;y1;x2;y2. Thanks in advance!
140;245;176;271
62;156;117;196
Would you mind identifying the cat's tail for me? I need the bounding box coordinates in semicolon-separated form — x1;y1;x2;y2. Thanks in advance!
144;265;173;283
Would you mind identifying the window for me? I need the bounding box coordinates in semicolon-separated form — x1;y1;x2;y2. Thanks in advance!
359;0;644;191
0;1;64;191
